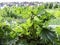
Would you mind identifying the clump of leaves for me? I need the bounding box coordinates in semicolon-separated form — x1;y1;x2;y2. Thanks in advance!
0;4;59;45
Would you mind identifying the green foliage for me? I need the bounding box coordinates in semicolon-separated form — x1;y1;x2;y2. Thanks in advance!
55;27;60;35
0;4;60;45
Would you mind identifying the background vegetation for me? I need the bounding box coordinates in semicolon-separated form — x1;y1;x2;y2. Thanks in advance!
0;3;60;45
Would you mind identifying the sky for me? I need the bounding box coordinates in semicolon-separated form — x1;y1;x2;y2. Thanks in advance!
0;0;60;3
